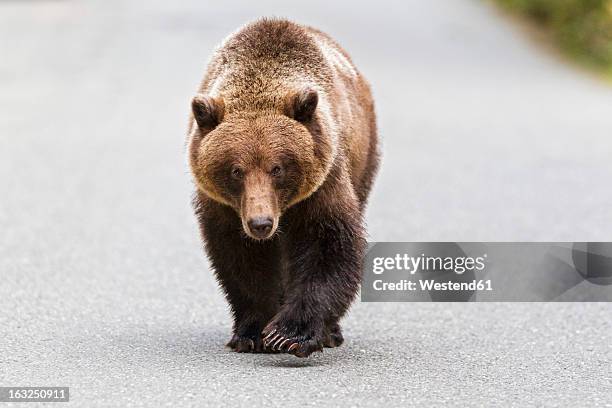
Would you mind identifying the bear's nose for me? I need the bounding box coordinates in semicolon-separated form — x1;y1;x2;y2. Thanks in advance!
247;216;273;238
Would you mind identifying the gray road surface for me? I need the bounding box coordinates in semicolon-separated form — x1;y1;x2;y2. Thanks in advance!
1;0;611;406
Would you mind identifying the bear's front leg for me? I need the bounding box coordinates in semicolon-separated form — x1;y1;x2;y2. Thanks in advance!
195;196;282;353
223;277;280;353
262;203;365;357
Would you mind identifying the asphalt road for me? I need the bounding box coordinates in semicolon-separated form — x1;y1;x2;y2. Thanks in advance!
1;1;611;406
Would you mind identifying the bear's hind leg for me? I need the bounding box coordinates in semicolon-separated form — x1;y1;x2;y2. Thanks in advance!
323;321;344;348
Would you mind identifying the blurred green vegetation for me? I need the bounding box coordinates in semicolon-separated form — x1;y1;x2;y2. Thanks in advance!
494;0;612;74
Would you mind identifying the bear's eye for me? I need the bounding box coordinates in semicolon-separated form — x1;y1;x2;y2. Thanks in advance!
270;165;283;178
230;165;243;180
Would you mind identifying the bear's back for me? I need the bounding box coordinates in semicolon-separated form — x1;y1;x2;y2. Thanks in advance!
201;19;365;113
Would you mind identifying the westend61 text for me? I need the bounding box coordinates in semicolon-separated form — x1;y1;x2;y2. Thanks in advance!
373;279;493;292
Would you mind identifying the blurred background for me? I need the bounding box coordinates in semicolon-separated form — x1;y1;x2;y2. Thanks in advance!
1;1;611;407
496;0;612;73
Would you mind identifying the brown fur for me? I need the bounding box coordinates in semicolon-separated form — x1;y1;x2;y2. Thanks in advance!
187;18;379;357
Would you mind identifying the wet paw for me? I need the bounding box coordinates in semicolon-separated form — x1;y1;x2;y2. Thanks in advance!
226;334;263;353
261;324;324;358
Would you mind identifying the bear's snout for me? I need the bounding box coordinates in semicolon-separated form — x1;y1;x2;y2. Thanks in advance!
247;216;273;239
240;170;279;240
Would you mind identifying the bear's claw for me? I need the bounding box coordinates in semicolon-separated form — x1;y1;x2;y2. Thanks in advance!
262;330;276;342
263;333;291;352
277;338;291;350
271;336;284;350
267;333;281;346
261;325;324;357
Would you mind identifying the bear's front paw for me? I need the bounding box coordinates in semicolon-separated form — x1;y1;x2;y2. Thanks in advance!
226;333;264;353
261;322;324;358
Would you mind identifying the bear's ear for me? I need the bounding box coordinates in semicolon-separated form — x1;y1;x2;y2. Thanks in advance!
285;88;318;123
192;94;224;131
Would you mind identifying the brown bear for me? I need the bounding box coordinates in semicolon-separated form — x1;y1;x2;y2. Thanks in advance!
187;18;379;358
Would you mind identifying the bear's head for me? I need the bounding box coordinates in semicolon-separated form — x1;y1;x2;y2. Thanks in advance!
188;88;333;240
